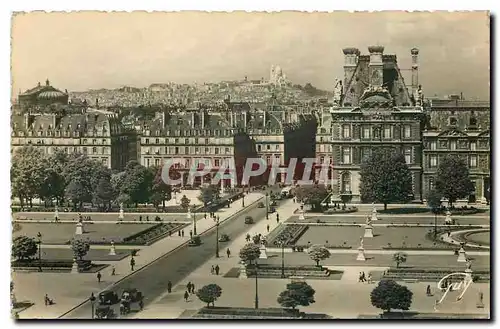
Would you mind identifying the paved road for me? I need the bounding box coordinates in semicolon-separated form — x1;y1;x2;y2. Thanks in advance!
61;198;272;319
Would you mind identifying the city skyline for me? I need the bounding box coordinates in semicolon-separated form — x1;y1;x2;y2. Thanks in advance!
12;11;490;99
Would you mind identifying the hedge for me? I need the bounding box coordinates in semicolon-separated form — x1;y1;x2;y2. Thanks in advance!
12;259;91;269
323;207;358;214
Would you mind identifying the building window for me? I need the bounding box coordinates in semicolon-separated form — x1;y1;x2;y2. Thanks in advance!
384;125;392;139
450;141;456;151
342;125;351;138
404;125;411;138
266;156;271;165
215;148;219;155
429;177;435;190
470;155;477;168
195;147;200;154
154;159;160;167
342;147;351;164
155;138;159;144
102;158;108;167
174;147;179;154
362;126;371;139
320;156;324;164
225;147;230;154
404;148;412;164
341;173;351;193
92;147;97;154
146;159;150;167
145;138;149;144
214;159;220;167
470;142;476;151
257;145;262;152
184;147;189;154
266;144;271;150
430;141;436;150
185;138;189;144
275;154;281;165
83;147;87;154
275;145;279;151
430;155;437;168
205;147;210;154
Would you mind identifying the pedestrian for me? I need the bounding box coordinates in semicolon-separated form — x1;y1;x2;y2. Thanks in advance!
182;230;185;237
246;234;250;242
448;231;451;237
130;257;136;271
204;213;207;219
44;294;49;306
367;273;372;284
211;265;215;275
191;283;195;293
267;224;270;232
167;280;172;293
361;272;366;282
139;215;142;222
189;230;193;239
215;264;220;275
426;285;431;296
139;299;144;310
187;282;192;293
184;291;189;302
178;230;181;237
97;271;102;283
169;230;172;237
111;266;116;276
226;248;231;258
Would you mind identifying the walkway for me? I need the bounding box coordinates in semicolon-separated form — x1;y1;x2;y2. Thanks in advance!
441;229;490;250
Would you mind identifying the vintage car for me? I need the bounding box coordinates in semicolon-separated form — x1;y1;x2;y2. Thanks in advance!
188;235;202;246
218;233;230;242
121;289;143;303
257;202;265;208
95;305;115;319
98;290;119;305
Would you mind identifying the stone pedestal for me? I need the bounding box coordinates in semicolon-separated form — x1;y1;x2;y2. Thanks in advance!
356;246;366;261
259;246;268;259
457;247;467;262
371;208;378;221
71;259;79;274
465;268;473;282
109;241;116;256
54;206;59;221
364;224;374;238
298;210;305;220
75;222;84;235
239;262;247;279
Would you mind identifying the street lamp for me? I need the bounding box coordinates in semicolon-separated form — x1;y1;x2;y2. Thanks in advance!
193;208;197;236
254;258;259;309
89;292;96;319
242;187;245;207
215;217;220;258
265;192;269;220
36;232;42;272
275;235;289;278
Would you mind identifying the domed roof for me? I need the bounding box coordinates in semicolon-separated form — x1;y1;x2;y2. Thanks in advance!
38;90;66;99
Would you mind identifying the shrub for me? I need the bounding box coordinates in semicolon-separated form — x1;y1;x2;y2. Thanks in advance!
12;236;38;261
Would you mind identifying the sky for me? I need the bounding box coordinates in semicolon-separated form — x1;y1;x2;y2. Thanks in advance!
11;11;490;99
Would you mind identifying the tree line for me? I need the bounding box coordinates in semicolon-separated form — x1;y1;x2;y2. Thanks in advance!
11;146;174;211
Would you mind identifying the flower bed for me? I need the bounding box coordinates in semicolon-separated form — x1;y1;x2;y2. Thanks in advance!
271;224;309;246
378;207;430;215
323;207;358;214
12;259;92;270
196;307;302;318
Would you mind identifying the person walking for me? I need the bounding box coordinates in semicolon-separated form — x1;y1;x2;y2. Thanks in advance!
181;230;185;237
130;257;136;271
211;265;215;275
111;266;116;276
167;280;172;293
367;273;372;284
184;291;189;302
189;230;193;239
358;272;363;283
226;248;231;258
187;282;192;293
97;271;102;283
361;272;366;282
246;234;250;242
267;224;270;233
426;285;431;296
215;264;220;275
191;283;195;294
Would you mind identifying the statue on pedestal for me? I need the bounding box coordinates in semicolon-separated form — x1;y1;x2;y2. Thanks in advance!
371;203;378;221
118;203;124;221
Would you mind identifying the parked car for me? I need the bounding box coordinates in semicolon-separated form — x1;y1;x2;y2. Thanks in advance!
98;290;119;305
270;201;278;207
257;202;265;208
188;235;202;246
